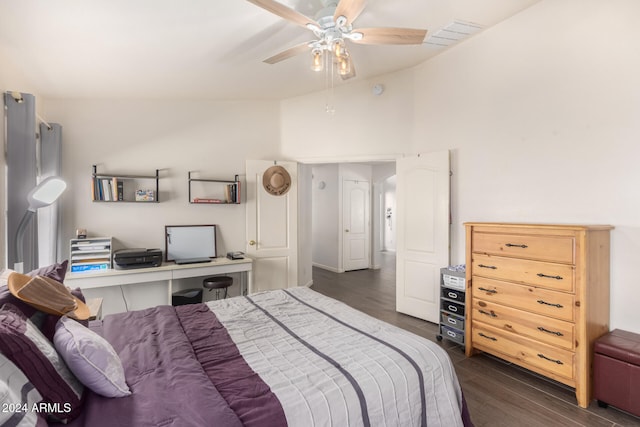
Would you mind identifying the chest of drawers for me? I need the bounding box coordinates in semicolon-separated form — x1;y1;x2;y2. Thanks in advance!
464;223;612;408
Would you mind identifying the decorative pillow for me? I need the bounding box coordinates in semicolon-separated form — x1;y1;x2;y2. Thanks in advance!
26;260;69;283
0;353;48;427
0;303;84;423
54;316;131;398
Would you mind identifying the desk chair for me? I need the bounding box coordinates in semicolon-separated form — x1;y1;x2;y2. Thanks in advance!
203;276;233;300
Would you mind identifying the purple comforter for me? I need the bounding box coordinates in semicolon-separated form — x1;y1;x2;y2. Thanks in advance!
62;304;286;427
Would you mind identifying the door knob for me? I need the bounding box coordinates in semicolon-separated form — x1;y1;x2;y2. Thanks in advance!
345;229;350;233
249;240;256;246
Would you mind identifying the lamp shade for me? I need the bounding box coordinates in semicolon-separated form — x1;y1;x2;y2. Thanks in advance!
26;176;67;210
13;176;67;273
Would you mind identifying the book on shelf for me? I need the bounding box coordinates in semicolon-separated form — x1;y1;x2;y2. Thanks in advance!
223;183;240;203
91;177;124;201
193;198;223;203
116;179;124;200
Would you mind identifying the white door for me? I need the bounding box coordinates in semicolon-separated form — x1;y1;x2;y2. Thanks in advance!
245;160;298;293
396;151;450;323
342;179;370;271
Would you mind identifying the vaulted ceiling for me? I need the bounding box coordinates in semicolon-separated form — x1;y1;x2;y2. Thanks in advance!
0;0;541;100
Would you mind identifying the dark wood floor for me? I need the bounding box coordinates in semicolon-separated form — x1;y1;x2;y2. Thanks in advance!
310;253;640;427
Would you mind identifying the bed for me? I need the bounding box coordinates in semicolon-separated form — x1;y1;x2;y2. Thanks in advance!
1;265;472;427
63;287;472;427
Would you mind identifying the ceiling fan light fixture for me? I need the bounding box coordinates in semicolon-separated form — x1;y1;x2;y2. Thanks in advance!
311;48;324;72
332;39;347;59
337;53;352;76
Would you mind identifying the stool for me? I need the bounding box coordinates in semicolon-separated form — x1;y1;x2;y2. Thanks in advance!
203;276;233;300
594;329;640;417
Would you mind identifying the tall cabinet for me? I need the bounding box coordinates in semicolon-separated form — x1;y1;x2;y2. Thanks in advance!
464;223;612;408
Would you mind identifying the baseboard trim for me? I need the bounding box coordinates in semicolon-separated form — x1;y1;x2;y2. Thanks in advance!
312;263;341;273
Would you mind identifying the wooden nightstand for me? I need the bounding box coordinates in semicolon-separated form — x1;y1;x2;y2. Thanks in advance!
86;297;103;321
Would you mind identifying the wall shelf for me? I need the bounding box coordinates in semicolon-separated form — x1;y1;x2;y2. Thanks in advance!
92;165;160;203
188;171;241;204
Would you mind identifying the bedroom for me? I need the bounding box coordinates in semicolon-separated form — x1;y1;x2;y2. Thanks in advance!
1;0;640;425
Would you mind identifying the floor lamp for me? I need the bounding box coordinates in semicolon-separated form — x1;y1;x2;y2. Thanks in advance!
13;176;67;273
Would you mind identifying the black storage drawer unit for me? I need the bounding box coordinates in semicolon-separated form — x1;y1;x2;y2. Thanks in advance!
440;324;465;346
437;266;466;348
441;299;465;316
441;287;464;303
441;311;465;331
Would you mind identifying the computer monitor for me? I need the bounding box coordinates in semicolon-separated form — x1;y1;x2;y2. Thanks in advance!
165;225;217;262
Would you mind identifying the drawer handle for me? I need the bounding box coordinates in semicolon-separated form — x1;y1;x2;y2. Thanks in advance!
537;353;564;365
447;305;459;313
537;273;563;280
446;330;457;338
447;292;459;299
479;309;497;318
537;326;564;337
479;332;497;341
505;243;528;248
447;317;458;325
537;299;563;308
478;264;497;270
478;287;497;294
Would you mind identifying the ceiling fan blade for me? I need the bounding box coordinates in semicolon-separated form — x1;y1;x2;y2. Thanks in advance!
247;0;316;29
351;27;427;45
334;0;366;25
264;42;311;64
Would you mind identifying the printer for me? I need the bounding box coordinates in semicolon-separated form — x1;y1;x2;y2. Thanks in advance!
113;248;163;270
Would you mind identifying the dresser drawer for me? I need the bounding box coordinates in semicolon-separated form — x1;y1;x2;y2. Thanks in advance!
472;232;574;264
472;322;575;381
471;276;575;321
471;298;575;350
472;253;575;292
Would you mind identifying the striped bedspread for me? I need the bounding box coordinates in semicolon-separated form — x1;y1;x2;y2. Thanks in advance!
208;287;466;427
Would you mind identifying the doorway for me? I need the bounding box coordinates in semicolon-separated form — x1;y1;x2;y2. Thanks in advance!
309;161;396;276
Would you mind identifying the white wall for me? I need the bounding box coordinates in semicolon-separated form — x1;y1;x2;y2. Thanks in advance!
42;98;282;259
282;0;640;334
382;175;396;252
311;164;340;271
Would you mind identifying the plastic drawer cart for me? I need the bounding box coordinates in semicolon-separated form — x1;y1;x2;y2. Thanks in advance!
437;266;466;348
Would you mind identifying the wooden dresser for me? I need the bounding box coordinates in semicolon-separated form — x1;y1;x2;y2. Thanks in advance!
464;223;612;408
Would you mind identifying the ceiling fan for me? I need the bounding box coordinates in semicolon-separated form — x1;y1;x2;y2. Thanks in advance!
247;0;428;80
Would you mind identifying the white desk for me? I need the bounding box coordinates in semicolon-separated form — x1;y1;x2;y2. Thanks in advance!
65;258;252;311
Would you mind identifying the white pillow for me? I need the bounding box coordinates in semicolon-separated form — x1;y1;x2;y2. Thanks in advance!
53;317;131;398
0;353;45;427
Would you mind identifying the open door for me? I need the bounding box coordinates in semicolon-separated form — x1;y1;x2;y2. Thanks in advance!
396;151;450;323
245;160;298;293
